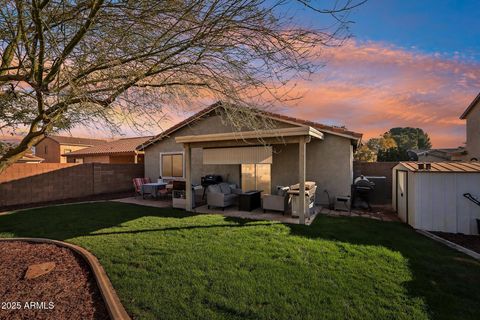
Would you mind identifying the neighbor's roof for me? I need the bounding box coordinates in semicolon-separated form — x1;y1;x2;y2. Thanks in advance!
400;161;480;173
17;153;44;163
46;135;106;146
138;102;362;150
64;136;152;156
460;92;480;119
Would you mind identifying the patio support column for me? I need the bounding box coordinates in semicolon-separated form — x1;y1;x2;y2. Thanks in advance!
298;136;307;225
185;143;193;212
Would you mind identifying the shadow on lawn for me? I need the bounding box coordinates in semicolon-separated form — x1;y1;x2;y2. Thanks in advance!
0;202;201;240
1;202;479;320
288;215;480;320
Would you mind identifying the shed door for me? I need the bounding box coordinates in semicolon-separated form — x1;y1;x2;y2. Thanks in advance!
397;171;408;222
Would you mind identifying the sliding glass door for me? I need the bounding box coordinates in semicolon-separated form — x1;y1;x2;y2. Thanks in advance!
241;164;271;194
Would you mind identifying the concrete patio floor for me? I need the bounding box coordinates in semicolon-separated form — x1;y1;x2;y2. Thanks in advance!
112;197;321;225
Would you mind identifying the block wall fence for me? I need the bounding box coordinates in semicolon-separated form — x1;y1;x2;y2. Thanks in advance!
0;163;144;208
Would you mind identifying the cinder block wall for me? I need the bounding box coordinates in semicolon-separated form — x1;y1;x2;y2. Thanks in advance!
353;161;398;200
0;163;144;207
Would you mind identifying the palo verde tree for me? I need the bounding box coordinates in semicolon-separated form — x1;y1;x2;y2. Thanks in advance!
0;0;366;173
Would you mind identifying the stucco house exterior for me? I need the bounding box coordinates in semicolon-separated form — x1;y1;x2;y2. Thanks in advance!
460;92;480;161
64;136;151;164
138;103;362;223
35;135;106;163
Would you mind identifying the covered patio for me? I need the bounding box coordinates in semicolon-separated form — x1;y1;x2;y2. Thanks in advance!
178;126;324;225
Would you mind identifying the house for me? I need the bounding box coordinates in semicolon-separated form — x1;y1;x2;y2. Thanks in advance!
393;162;480;235
16;153;44;163
460;92;480;161
138;103;362;224
410;148;466;162
35;135;106;163
63;136;152;164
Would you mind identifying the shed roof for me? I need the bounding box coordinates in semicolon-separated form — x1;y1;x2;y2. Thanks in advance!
64;136;152;156
399;161;480;173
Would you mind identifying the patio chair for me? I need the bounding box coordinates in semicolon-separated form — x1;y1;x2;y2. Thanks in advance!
207;183;242;210
133;177;151;198
262;186;290;215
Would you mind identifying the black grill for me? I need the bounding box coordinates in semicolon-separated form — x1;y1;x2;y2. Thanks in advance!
352;177;375;210
201;175;223;199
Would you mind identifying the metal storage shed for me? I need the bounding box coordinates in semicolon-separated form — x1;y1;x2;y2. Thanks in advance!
392;162;480;235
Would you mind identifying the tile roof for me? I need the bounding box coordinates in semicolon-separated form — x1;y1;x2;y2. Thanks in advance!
47;135;106;146
139;102;362;150
17;153;44;163
400;161;480;173
64;136;152;156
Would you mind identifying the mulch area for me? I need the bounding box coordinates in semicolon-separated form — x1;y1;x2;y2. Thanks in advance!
431;232;480;254
0;241;109;320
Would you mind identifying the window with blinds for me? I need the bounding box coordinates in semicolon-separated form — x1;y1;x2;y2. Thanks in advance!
161;153;184;178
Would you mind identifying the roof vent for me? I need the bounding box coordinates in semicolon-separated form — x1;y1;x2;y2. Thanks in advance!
425;163;432;170
418;163;425;170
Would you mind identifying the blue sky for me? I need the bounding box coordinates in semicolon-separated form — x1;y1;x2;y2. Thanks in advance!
349;0;480;60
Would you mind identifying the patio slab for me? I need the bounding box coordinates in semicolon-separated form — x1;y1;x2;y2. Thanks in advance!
112;197;172;208
193;204;321;225
111;197;320;225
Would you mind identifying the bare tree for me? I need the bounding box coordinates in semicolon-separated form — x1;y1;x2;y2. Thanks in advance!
0;0;365;172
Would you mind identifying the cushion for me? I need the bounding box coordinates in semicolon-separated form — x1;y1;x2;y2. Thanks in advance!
218;182;232;194
276;186;289;197
208;184;221;194
224;194;238;201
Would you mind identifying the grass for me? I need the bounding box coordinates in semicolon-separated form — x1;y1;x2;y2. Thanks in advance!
0;202;479;320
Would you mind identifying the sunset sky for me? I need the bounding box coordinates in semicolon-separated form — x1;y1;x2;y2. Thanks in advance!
65;0;480;148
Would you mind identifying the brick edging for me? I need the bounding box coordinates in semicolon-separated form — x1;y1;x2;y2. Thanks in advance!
0;238;131;320
416;230;480;260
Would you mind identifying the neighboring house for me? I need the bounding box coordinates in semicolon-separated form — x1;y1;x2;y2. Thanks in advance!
410;148;466;162
460;92;480;161
16;153;44;163
63;136;151;164
138;103;362;223
35;135;106;163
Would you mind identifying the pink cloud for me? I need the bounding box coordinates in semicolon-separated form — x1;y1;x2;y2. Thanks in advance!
279;40;480;147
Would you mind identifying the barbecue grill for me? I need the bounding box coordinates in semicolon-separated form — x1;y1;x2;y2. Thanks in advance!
351;176;375;210
201;174;223;199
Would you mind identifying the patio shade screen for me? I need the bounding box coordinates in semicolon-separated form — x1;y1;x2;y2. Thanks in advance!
203;146;272;165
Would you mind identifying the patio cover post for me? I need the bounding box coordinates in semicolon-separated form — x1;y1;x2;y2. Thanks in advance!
298;136;307;225
185;143;193;211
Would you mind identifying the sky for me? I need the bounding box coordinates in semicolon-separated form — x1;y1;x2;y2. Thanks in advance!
58;1;480;147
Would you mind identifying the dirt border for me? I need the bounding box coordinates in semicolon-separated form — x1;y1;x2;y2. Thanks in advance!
416;230;480;260
0;238;131;320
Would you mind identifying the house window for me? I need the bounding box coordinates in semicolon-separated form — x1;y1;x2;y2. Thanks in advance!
241;164;271;194
74;158;84;164
161;153;184;178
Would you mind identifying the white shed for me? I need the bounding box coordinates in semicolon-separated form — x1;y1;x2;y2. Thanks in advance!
392;162;480;235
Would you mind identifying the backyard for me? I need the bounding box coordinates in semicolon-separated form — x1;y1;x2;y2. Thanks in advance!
0;202;479;320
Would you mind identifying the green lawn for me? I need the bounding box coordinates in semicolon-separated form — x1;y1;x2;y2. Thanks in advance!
0;202;479;320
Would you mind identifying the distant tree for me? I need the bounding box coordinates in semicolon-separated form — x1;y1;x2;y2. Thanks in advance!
388;127;432;150
354;133;397;162
377;147;410;162
354;144;377;162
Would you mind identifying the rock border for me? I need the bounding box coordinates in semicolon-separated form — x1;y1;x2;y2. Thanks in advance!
416;230;480;261
0;238;131;320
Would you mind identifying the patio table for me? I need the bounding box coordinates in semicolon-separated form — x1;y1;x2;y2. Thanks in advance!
142;182;167;199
